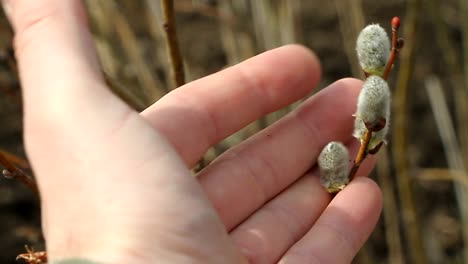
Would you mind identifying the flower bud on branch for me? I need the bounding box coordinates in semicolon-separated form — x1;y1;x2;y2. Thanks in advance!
353;75;391;150
318;142;350;193
356;24;391;77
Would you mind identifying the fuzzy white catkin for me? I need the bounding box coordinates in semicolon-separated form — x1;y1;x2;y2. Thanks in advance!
356;24;390;76
353;75;391;149
318;141;350;193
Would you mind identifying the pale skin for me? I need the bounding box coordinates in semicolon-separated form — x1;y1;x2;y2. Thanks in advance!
4;1;383;263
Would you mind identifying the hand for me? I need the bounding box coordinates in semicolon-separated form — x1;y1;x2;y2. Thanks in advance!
5;1;382;263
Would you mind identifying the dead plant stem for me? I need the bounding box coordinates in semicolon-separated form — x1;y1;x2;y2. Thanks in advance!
162;0;186;88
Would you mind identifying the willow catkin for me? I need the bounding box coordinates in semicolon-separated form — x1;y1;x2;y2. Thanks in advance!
353;75;391;149
318;142;350;193
356;24;390;77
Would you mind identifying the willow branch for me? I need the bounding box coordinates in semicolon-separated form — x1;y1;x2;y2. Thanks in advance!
349;129;372;179
0;151;37;193
162;0;185;88
383;17;401;80
349;17;401;180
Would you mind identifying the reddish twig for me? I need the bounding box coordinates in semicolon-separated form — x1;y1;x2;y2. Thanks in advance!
349;129;372;179
0;151;38;193
383;17;401;80
0;149;29;168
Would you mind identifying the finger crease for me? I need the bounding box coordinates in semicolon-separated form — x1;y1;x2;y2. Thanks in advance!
170;91;218;151
292;110;323;161
234;64;272;115
263;202;303;243
231;150;269;210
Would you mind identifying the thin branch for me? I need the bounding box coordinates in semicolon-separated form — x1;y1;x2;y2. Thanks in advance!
0;149;29;168
383;17;401;80
0;151;37;193
349;129;371;179
161;0;185;88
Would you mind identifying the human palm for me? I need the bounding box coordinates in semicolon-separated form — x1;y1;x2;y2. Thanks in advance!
5;1;382;263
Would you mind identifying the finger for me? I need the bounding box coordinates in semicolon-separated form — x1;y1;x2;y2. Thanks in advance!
141;45;321;166
5;0;109;113
198;78;364;230
229;140;375;264
279;177;382;264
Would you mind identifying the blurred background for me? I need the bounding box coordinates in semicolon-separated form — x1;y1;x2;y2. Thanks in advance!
0;0;466;263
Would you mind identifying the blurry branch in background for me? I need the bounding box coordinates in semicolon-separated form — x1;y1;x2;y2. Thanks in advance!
214;0;260;156
161;0;186;88
250;1;301;124
99;1;164;105
458;0;468;171
103;73;146;112
428;1;468;262
377;148;404;264
277;0;301;45
425;76;468;262
251;0;276;51
217;0;255;65
392;0;427;263
86;1;158;109
428;0;468;172
251;0;300;51
334;0;365;79
417;168;468;188
177;0;220;19
0;151;37;193
144;0;172;89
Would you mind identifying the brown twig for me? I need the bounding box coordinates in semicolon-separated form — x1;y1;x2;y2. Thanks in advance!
349;17;402;180
349;129;372;179
0;149;29;168
161;0;185;88
0;151;37;193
